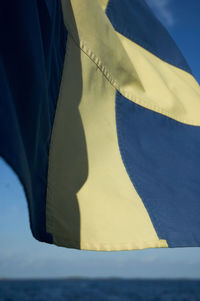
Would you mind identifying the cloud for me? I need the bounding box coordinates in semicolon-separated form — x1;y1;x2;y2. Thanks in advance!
146;0;176;27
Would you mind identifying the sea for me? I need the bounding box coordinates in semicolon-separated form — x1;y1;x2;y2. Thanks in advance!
0;279;200;301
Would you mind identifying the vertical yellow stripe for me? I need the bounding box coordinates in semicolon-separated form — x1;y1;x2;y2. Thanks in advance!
46;35;168;251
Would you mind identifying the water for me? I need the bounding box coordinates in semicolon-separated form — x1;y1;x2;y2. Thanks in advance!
0;279;200;301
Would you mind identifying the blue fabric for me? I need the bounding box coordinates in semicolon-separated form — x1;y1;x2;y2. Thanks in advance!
0;0;67;242
106;0;192;74
116;92;200;247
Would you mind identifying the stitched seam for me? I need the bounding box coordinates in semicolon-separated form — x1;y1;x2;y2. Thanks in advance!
54;235;167;246
79;39;200;126
106;0;192;74
64;27;200;126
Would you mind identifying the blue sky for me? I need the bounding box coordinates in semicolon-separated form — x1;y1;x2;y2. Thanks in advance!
0;0;200;279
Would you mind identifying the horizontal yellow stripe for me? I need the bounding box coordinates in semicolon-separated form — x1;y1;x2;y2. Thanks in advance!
46;0;200;251
117;32;200;125
61;0;200;125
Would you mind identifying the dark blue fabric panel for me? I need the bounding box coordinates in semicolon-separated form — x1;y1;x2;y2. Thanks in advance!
116;92;200;247
0;0;67;242
106;0;192;74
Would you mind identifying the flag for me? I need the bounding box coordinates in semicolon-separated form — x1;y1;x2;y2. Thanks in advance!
0;0;200;251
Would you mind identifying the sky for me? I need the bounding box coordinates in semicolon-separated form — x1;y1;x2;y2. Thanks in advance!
0;0;200;279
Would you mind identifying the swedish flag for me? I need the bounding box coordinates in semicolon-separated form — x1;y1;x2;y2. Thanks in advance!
0;0;200;251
